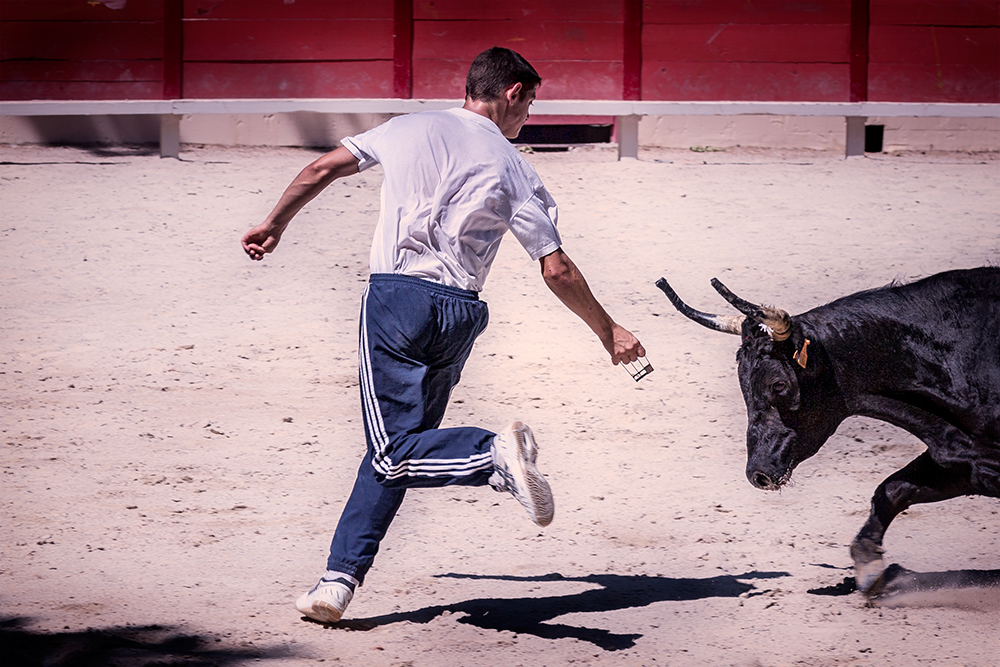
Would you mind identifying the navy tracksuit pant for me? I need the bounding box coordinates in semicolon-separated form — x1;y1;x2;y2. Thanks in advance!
326;274;496;583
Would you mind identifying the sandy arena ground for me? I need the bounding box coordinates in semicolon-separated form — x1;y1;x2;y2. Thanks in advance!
1;142;998;666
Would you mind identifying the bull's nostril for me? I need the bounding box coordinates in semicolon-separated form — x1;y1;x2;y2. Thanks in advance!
752;472;772;489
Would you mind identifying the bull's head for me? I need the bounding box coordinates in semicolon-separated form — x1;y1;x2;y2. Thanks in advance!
656;277;846;491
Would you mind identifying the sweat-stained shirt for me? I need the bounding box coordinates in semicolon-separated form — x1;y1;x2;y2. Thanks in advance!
341;107;562;292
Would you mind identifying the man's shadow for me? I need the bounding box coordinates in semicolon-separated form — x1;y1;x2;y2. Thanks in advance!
0;617;294;667
326;570;789;651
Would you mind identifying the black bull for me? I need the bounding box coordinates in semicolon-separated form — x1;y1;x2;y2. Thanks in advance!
656;267;999;595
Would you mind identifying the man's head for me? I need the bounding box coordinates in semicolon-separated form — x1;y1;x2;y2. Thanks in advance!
466;47;541;102
465;47;540;139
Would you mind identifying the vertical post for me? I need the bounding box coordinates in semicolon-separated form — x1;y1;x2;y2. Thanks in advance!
162;0;183;158
849;0;870;103
618;115;639;160
163;0;183;99
623;0;642;102
393;0;413;98
845;116;867;157
847;1;870;158
160;114;181;159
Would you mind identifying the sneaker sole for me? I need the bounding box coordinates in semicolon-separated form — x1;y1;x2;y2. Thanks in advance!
511;422;554;527
304;601;343;624
295;588;348;623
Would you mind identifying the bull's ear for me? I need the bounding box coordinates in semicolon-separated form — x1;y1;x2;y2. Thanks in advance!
789;329;817;372
794;339;810;368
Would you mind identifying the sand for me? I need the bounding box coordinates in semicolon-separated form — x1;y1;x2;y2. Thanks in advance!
1;142;998;666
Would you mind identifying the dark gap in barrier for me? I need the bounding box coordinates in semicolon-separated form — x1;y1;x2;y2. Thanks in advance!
514;124;613;151
865;124;884;153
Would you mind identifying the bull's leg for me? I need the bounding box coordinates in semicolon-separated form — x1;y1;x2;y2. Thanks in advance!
850;451;970;596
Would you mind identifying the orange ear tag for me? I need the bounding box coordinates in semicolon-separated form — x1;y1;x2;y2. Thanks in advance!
793;339;810;369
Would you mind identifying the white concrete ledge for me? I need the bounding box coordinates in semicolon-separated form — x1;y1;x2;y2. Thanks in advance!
2;98;997;159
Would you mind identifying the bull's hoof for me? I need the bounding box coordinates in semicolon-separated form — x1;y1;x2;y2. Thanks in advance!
850;538;886;597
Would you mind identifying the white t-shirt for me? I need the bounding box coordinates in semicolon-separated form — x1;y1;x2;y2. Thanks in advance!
341;107;561;292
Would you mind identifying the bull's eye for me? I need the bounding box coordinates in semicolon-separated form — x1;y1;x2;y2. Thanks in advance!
772;381;787;394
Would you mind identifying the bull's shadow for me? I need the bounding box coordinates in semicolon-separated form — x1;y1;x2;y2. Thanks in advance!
810;564;1000;611
330;570;789;651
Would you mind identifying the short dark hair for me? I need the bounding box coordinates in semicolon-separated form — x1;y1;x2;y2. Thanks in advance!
465;47;541;101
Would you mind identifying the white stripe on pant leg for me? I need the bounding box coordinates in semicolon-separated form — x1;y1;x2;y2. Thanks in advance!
381;451;494;481
358;286;392;473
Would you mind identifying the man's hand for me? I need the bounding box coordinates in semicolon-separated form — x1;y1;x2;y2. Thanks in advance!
540;249;646;366
240;146;360;262
608;323;645;366
241;224;282;261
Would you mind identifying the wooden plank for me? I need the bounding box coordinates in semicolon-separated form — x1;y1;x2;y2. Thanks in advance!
644;0;850;24
183;19;393;61
642;24;849;63
413;0;622;21
0;60;162;82
871;0;1000;26
0;80;163;100
414;59;622;99
870;26;1000;66
0;21;163;60
184;0;393;20
0;0;164;21
182;61;395;98
413;21;623;61
641;61;850;101
869;63;1000;103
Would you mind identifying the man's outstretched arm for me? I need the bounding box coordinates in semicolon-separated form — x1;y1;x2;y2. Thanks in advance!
241;146;361;260
539;248;645;365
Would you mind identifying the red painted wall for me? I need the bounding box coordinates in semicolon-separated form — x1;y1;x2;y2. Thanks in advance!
1;0;997;103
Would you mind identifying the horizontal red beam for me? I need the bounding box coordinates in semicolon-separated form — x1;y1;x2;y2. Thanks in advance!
871;0;1000;26
183;19;393;62
642;62;850;101
0;81;163;100
644;0;851;24
0;21;163;60
413;0;623;21
185;0;392;20
413;21;623;60
870;26;1000;66
0;1;164;21
643;24;850;63
183;61;394;98
0;60;162;82
869;64;1000;103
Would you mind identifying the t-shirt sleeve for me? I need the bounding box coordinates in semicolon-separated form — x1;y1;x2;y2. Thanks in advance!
508;185;562;262
341;122;388;172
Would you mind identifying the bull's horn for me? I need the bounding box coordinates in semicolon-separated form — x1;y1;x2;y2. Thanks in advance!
655;277;744;335
710;278;792;341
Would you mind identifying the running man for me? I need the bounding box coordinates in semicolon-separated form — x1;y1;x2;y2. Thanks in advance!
241;47;645;623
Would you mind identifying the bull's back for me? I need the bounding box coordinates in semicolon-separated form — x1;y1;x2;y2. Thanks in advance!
812;267;1000;443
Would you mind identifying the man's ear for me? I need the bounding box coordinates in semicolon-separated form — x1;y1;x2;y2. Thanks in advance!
506;82;523;104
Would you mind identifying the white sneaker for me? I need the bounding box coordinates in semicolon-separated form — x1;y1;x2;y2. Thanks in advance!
295;576;355;623
489;421;554;527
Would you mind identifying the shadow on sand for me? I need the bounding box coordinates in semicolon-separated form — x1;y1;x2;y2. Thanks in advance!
808;564;1000;611
0;617;295;667
318;570;789;651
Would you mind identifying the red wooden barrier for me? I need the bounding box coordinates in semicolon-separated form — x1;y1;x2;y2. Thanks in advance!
0;0;996;104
